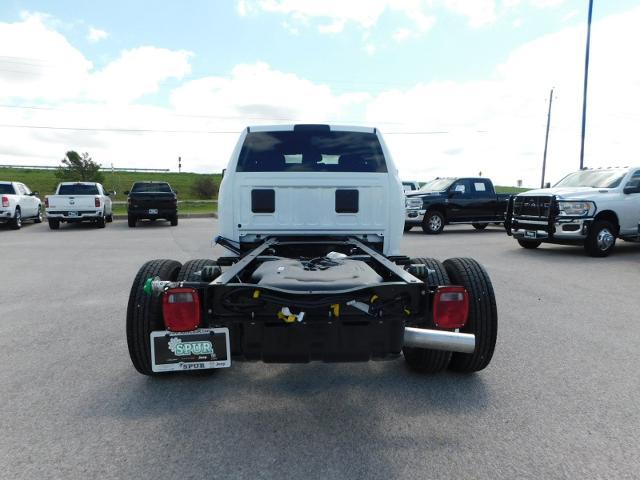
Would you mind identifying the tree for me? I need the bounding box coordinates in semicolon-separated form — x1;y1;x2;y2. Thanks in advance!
192;176;218;199
55;151;104;183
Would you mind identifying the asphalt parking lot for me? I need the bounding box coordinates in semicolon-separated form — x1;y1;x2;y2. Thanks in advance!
1;219;639;479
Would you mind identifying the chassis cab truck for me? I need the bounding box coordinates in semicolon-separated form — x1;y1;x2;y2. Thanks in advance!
126;125;498;375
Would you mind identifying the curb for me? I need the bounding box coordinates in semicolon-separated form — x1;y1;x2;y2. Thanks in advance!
112;213;218;220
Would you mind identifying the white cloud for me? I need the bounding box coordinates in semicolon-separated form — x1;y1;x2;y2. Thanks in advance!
530;0;566;7
87;47;192;103
87;26;109;43
393;28;412;43
239;0;436;38
444;0;497;28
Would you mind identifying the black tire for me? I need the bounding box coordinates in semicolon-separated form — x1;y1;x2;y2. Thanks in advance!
96;214;106;228
422;210;445;234
34;206;43;223
126;259;182;375
128;215;136;228
584;220;616;257
106;214;113;223
170;215;178;226
517;239;541;249
48;218;60;230
404;224;413;232
443;258;497;373
472;223;487;230
10;207;22;230
402;257;452;373
177;259;219;282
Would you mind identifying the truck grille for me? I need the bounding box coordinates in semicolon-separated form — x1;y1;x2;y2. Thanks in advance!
513;196;554;218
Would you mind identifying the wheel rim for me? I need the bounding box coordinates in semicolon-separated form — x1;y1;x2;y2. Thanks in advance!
15;210;21;227
597;228;614;251
37;208;42;222
428;214;442;231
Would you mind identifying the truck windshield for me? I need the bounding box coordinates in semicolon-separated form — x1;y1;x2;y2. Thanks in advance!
58;184;99;195
419;178;454;191
236;130;387;172
554;170;626;188
0;184;16;194
131;183;172;193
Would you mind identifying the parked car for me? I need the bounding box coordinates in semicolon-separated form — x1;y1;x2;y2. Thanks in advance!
505;167;640;257
404;177;509;234
124;181;178;227
0;181;42;229
45;182;113;230
125;124;497;377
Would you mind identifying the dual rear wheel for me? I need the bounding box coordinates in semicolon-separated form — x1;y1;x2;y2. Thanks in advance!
403;257;498;374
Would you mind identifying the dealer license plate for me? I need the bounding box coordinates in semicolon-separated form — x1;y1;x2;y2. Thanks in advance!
150;328;231;373
68;211;78;217
148;208;158;215
525;230;537;239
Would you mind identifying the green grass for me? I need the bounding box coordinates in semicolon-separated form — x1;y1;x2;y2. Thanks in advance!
0;167;221;202
495;185;532;194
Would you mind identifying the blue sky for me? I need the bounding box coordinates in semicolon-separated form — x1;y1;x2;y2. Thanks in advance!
1;1;639;185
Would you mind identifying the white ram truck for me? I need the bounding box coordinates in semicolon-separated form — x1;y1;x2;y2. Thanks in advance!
0;181;42;229
505;167;640;256
45;182;113;230
126;124;498;377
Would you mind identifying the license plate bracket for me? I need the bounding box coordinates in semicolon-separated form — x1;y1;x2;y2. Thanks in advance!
68;211;78;217
150;328;231;372
525;230;537;239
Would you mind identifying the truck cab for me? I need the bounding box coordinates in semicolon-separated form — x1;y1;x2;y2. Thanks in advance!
218;124;405;255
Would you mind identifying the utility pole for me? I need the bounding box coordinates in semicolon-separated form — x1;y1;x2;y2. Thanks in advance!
178;156;182;173
541;88;554;188
579;0;594;170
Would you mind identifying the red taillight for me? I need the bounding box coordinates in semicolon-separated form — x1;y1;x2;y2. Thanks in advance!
95;197;101;207
162;288;201;332
433;286;469;329
45;197;49;208
1;196;8;207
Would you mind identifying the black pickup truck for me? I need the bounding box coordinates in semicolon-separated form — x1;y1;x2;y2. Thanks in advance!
404;177;509;234
125;181;178;227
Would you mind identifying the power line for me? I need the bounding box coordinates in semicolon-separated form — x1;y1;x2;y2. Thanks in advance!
0;122;460;135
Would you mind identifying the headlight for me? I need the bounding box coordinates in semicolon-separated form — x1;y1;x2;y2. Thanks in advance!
405;197;423;209
557;201;595;216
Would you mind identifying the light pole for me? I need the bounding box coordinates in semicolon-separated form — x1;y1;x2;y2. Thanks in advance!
541;88;554;188
579;0;594;170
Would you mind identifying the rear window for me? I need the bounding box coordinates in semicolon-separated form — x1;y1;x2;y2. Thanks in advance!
0;184;16;194
236;130;387;172
58;184;99;195
131;182;172;193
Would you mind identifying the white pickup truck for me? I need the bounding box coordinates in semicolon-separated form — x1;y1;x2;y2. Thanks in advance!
125;124;498;377
505;167;640;256
45;182;113;230
0;181;43;229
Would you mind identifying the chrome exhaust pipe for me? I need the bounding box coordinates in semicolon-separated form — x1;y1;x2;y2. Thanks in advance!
403;327;475;354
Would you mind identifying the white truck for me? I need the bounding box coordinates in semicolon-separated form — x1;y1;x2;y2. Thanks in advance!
125;124;498;377
505;167;640;256
45;182;113;230
0;181;42;229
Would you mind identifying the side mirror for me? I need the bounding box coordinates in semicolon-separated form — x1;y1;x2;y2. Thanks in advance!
31;191;39;196
544;182;551;189
124;190;130;195
623;185;640;194
222;168;226;178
